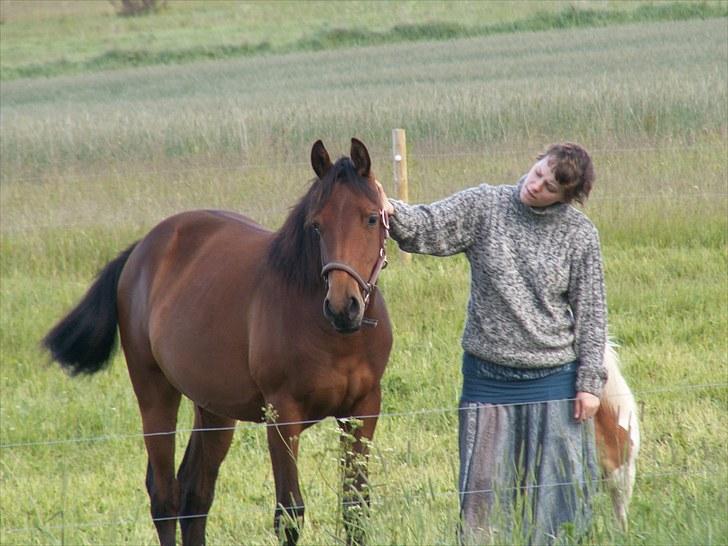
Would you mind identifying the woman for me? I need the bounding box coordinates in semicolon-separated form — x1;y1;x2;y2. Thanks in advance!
379;143;606;544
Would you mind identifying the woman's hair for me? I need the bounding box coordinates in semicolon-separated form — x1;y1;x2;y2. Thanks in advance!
537;143;594;204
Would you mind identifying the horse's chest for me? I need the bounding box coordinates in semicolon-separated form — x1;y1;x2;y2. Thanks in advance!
291;359;375;416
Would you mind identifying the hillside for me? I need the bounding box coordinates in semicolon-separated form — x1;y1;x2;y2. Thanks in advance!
0;0;725;80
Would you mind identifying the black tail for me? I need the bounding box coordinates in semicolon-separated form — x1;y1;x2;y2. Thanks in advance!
43;242;138;376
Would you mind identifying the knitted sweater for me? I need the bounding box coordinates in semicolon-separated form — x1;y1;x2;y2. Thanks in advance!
389;178;608;397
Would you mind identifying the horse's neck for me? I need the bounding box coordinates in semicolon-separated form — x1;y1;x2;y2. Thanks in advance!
266;226;325;295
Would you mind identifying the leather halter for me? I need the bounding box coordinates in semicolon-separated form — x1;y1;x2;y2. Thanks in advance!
317;209;389;326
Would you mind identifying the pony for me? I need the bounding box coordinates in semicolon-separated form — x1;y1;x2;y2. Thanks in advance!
43;138;393;546
597;343;640;530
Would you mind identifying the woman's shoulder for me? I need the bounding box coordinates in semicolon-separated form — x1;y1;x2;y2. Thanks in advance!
471;182;515;201
562;206;601;252
564;205;597;231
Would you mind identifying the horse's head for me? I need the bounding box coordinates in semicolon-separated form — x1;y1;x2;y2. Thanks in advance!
308;138;388;334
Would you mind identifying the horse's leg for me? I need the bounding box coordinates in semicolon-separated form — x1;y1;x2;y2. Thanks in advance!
338;389;381;546
177;406;236;546
266;401;305;546
135;370;182;546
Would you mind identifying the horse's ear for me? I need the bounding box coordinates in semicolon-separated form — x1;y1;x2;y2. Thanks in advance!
311;140;333;179
350;138;371;178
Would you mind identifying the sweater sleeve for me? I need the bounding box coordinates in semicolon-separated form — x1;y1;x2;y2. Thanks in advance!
388;185;490;256
569;227;608;397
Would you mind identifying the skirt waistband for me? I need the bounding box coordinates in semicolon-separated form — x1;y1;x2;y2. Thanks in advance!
461;352;577;404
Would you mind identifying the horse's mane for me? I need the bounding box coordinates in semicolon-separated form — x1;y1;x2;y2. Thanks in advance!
266;157;379;293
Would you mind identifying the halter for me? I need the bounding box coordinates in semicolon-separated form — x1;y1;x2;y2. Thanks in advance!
317;208;389;327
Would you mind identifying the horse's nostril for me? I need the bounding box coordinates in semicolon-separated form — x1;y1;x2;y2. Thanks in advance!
348;296;360;319
323;296;361;326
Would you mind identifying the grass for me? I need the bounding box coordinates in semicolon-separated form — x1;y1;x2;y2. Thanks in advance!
1;9;727;546
1;241;726;544
1;1;726;80
2;17;726;181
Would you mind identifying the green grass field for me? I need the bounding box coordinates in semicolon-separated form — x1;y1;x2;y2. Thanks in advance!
1;1;725;80
1;2;727;545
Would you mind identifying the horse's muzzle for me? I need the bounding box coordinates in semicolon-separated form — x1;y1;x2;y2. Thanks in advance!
323;295;363;334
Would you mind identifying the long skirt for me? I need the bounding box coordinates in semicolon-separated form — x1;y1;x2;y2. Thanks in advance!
458;356;600;545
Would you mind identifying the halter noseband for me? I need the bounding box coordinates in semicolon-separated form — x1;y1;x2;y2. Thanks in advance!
317;208;389;326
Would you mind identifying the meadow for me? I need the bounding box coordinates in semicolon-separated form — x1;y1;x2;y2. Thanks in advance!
1;6;727;546
2;1;725;80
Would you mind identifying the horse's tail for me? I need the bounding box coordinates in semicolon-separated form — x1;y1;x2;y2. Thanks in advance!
43;242;138;376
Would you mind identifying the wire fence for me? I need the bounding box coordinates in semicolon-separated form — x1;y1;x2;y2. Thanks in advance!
1;382;724;450
2;361;725;539
3;466;724;536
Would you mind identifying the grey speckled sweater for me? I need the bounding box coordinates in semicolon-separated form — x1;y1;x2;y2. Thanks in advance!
389;178;607;396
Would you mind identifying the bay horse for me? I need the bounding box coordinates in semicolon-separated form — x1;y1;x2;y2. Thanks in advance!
43;138;393;546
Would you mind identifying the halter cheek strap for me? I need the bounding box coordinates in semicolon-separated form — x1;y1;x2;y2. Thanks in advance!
318;208;389;325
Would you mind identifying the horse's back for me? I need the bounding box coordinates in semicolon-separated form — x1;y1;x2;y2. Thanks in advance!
117;210;271;419
120;209;271;310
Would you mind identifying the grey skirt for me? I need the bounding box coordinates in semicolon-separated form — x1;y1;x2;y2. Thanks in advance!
458;357;599;545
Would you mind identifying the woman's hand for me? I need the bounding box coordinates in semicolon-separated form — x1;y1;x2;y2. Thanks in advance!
375;179;395;215
574;391;600;423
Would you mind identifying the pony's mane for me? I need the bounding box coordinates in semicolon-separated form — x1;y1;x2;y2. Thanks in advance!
266;157;379;292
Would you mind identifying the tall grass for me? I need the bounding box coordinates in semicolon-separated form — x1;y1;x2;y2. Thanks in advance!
1;15;727;546
2;18;726;180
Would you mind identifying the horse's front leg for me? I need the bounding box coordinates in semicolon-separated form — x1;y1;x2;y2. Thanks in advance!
265;401;305;546
338;388;381;546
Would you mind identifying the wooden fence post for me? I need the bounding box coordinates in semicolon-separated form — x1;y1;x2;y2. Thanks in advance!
392;128;411;263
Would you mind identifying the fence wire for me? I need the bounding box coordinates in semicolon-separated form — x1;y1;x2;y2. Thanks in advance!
1;382;725;450
2;466;724;536
1;380;725;538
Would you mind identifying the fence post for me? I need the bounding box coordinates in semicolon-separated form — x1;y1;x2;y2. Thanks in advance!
392;128;411;263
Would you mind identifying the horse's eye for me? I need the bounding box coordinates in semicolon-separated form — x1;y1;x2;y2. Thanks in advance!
311;222;320;232
367;214;378;227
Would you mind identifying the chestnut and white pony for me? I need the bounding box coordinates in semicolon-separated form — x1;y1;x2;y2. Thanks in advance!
596;343;640;530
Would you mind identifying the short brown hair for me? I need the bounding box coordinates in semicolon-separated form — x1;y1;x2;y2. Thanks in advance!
537;143;594;204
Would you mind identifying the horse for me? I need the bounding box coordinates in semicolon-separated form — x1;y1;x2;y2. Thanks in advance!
596;343;640;531
43;138;393;546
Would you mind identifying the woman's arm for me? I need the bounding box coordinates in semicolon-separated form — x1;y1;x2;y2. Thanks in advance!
378;181;491;257
569;227;609;399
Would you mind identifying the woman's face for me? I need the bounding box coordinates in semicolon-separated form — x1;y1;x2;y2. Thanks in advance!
520;156;565;207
